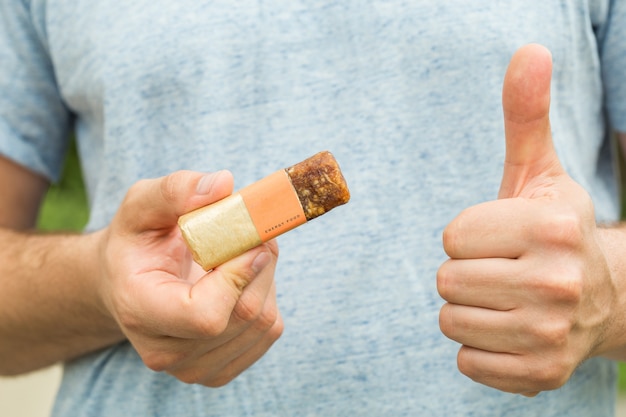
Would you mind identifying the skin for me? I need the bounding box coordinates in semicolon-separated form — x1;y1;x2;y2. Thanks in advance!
438;44;626;396
0;162;283;387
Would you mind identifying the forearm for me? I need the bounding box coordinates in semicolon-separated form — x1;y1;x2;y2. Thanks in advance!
0;227;124;375
593;223;626;361
598;133;626;359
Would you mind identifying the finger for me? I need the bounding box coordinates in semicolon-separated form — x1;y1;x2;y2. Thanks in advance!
136;308;282;379
130;243;276;339
229;240;279;326
500;43;565;199
457;345;569;394
443;197;546;259
439;304;521;353
119;170;234;232
437;257;524;310
200;311;283;387
169;285;283;386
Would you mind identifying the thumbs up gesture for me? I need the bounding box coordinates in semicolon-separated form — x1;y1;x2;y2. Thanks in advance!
437;44;618;395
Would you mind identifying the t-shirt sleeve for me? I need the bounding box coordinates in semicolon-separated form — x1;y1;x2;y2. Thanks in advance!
596;0;626;133
0;2;72;182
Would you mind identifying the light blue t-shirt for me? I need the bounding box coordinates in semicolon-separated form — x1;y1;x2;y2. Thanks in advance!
2;1;626;416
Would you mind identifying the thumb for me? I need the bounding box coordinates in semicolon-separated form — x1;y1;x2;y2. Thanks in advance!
499;43;564;199
118;170;234;232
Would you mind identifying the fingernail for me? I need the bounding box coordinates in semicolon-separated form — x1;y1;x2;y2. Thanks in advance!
251;251;271;274
196;171;225;194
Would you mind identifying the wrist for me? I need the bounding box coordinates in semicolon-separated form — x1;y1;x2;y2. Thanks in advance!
592;226;626;360
88;228;126;339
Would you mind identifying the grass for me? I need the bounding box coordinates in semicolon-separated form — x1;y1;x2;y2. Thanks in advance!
36;140;88;231
37;140;626;391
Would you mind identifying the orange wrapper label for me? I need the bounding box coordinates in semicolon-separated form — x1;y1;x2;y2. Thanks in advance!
239;169;307;242
178;151;349;271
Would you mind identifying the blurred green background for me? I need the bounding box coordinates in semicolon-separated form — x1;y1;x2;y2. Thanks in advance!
37;139;626;391
37;140;88;231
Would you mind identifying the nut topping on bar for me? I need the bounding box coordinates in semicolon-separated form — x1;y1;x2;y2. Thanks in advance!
285;151;350;221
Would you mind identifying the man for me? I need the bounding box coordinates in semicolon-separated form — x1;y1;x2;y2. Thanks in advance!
1;1;625;416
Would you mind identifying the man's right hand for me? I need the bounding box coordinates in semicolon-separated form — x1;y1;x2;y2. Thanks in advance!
98;170;283;387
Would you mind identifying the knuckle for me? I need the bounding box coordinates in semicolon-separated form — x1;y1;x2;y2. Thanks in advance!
550;322;572;347
532;320;571;349
117;312;141;334
264;240;280;259
175;368;207;386
522;309;573;350
539;210;583;249
441;223;458;257
436;262;454;300
205;377;231;388
233;296;264;323
519;346;577;391
114;305;136;330
535;264;583;305
160;172;186;205
456;347;476;378
532;360;572;390
556;267;584;304
254;304;279;333
438;304;456;339
142;350;183;373
188;308;229;338
442;208;474;257
196;315;229;338
204;368;238;388
142;355;168;373
231;273;253;295
268;315;285;340
218;267;254;296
